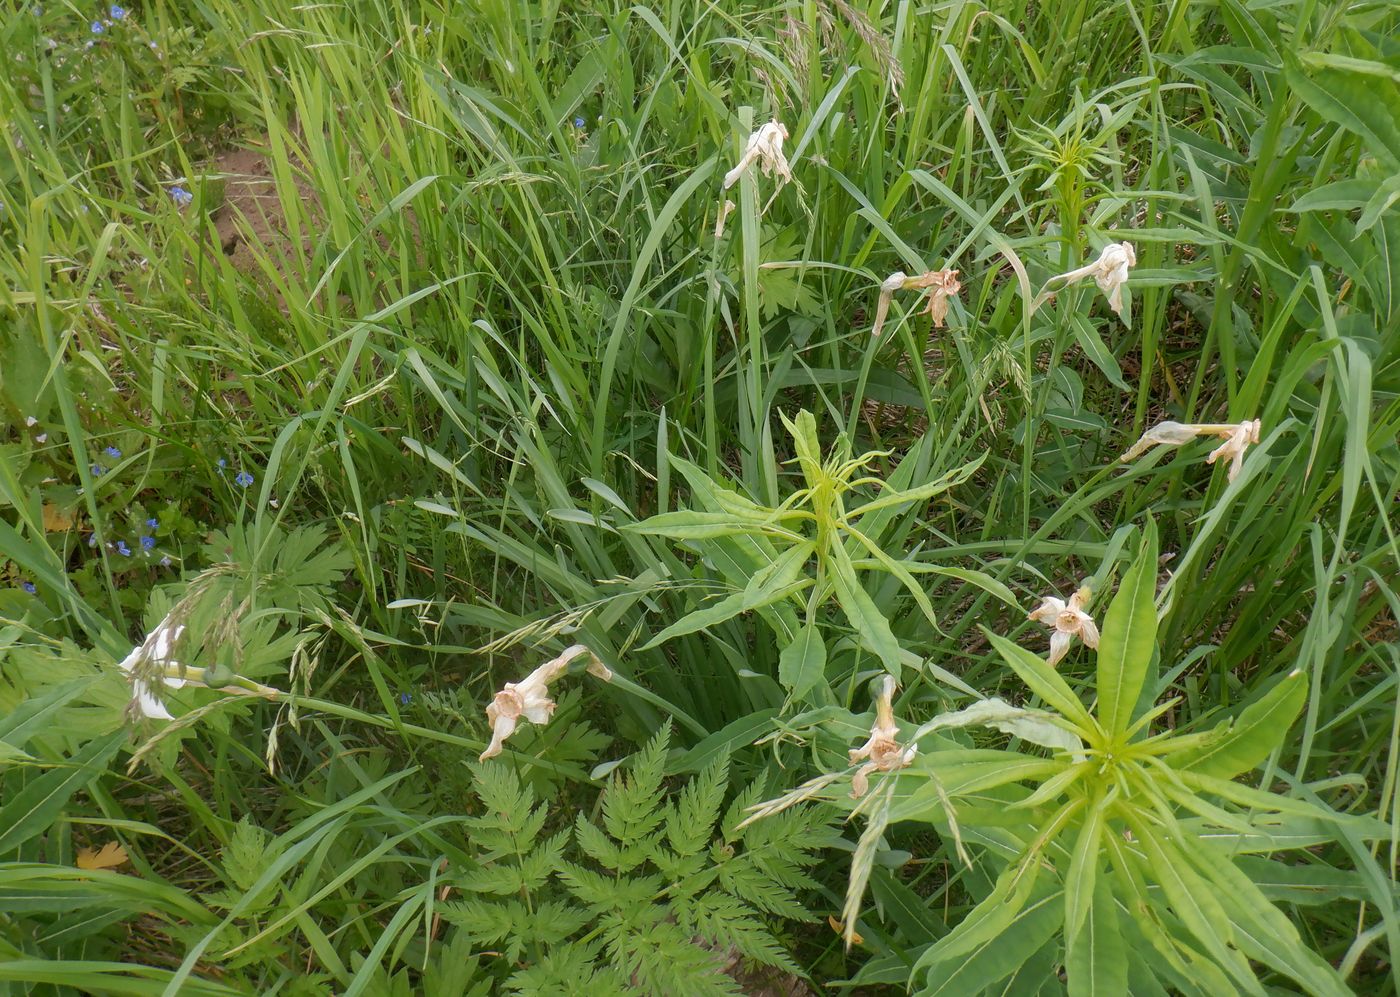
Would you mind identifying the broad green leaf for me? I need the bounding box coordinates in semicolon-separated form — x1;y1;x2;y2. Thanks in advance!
639;543;811;649
913;860;1042;975
623;509;770;539
778;409;824;487
0;732;123;855
1067;870;1127;997
1166;670;1307;779
778;622;826;700
1134;825;1263;996
913;698;1082;755
923;885;1064;996
828;542;902;676
1285;55;1400;170
984;631;1096;732
1098;520;1159;738
922;565;1021;610
1064;806;1104;942
0;677;98;754
1186;843;1352;997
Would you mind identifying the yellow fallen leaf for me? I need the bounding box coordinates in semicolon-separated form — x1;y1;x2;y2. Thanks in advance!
76;841;128;871
828;915;863;945
42;504;76;532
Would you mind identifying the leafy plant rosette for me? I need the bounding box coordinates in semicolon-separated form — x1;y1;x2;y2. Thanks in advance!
749;521;1387;996
625;410;1000;701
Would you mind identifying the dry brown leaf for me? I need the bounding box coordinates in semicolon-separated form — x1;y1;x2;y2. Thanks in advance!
76;841;128;871
42;504;76;532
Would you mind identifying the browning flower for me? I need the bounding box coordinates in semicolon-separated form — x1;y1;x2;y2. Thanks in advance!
848;675;915;797
870;269;961;338
722;119;792;190
1028;585;1099;668
1119;419;1262;482
1046;241;1136;319
480;644;613;761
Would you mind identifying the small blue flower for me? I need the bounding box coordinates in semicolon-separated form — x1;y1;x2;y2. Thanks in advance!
145;517;158;528
399;692;412;705
169;186;193;208
160;555;172;567
90;463;105;477
88;535;99;547
109;4;125;18
217;457;227;471
573;116;586;129
116;540;131;556
103;445;121;458
90;20;104;34
21;581;36;595
140;535;155;550
234;470;254;488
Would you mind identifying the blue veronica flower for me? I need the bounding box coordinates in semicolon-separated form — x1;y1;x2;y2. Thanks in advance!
399;692;412;705
234;470;254;488
90;463;105;476
574;116;586;128
160;555;172;567
21;581;36;594
91;20;104;34
116;540;131;556
170;186;193;208
104;445;121;458
146;517;158;528
217;457;227;470
109;4;125;18
140;535;155;550
88;535;99;547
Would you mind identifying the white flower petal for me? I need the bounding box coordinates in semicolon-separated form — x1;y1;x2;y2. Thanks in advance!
132;680;173;720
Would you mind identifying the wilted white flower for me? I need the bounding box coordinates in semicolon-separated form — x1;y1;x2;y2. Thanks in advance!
848;675;915;797
116;620;187;720
480;644;613;761
714;198;735;239
1028;585;1099;668
1119;418;1262;482
722;119;791;190
1046;241;1136;319
870;269;961;338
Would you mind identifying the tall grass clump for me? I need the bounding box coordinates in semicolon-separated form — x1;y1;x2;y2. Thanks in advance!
2;0;1397;992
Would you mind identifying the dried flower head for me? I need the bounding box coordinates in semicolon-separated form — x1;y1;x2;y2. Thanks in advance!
480;644;613;761
1119;418;1262;482
1046;241;1136;319
722;119;791;190
848;675;915;797
870;269;961;338
1028;585;1099;668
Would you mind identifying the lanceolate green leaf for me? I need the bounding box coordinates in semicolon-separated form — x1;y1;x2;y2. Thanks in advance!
1166;670;1308;779
778;622;826;700
1066;872;1127;997
0;732;123;856
984;630;1096;732
828;542;902;676
1185;842;1352;997
1097;519;1159;738
1063;806;1104;942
